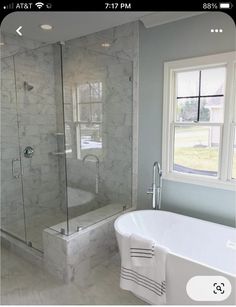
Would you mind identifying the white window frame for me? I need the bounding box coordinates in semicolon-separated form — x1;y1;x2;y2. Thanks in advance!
162;52;236;191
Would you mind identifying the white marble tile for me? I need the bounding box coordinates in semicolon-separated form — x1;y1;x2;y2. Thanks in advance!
1;246;145;305
1;35;64;251
43;208;129;284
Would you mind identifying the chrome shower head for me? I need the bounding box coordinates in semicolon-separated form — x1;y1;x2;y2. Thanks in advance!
24;81;34;91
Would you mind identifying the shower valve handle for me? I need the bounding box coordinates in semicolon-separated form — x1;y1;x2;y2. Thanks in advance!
23;146;34;158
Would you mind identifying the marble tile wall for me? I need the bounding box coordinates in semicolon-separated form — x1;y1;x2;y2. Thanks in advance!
1;32;43;58
14;45;62;212
0;34;65;249
43;213;119;284
1;55;26;239
61;21;139;214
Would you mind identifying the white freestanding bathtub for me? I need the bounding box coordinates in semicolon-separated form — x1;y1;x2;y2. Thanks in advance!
114;210;236;305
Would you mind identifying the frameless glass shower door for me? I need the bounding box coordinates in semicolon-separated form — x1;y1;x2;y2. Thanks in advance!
12;44;68;250
1;56;26;242
1;42;70;251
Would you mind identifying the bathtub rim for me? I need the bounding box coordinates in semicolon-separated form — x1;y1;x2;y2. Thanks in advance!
114;209;235;236
114;209;236;278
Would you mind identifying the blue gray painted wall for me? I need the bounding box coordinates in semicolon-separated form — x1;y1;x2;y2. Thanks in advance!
138;12;236;227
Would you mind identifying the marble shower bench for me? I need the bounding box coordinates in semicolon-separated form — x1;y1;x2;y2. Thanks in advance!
43;204;131;284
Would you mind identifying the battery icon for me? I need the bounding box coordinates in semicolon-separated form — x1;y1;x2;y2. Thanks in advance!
219;2;232;9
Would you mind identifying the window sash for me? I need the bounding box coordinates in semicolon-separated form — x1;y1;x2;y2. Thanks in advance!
170;123;223;179
162;52;236;190
174;68;226;124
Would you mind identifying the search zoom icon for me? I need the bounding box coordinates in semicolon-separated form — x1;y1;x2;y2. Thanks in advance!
186;276;232;301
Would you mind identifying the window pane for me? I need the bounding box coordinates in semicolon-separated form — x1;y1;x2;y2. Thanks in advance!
77;84;90;102
91;103;102;122
173;126;220;177
77;81;103;103
78;103;102;122
176;70;199;97
78;104;90;121
200;97;224;123
201;67;226;96
232;129;236;179
80;124;102;159
90;82;102;101
176;98;198;122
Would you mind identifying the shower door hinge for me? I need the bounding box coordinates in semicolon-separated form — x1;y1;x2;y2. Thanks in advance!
77;226;83;232
27;241;33;247
60;228;66;235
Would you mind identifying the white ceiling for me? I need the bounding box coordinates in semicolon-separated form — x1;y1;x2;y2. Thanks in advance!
140;12;204;28
1;12;203;43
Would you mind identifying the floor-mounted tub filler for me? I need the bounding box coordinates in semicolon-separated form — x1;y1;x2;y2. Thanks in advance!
114;210;236;305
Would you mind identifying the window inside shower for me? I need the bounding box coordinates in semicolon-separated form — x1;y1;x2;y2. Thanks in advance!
65;81;103;160
62;45;133;235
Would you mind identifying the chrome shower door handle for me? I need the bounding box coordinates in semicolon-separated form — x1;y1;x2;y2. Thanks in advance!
12;158;20;179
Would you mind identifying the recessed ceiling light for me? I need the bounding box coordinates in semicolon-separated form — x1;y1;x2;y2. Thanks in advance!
40;24;53;31
0;42;5;46
101;42;110;48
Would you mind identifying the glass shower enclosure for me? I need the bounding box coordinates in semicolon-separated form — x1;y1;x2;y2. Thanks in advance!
1;44;68;251
1;36;133;251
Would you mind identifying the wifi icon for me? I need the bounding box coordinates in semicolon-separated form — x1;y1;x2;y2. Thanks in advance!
35;2;44;9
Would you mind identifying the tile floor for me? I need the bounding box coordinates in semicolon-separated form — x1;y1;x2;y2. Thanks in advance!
1;246;145;305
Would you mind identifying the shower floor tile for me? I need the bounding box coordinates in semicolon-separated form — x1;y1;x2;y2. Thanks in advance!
2;208;67;251
1;246;145;305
